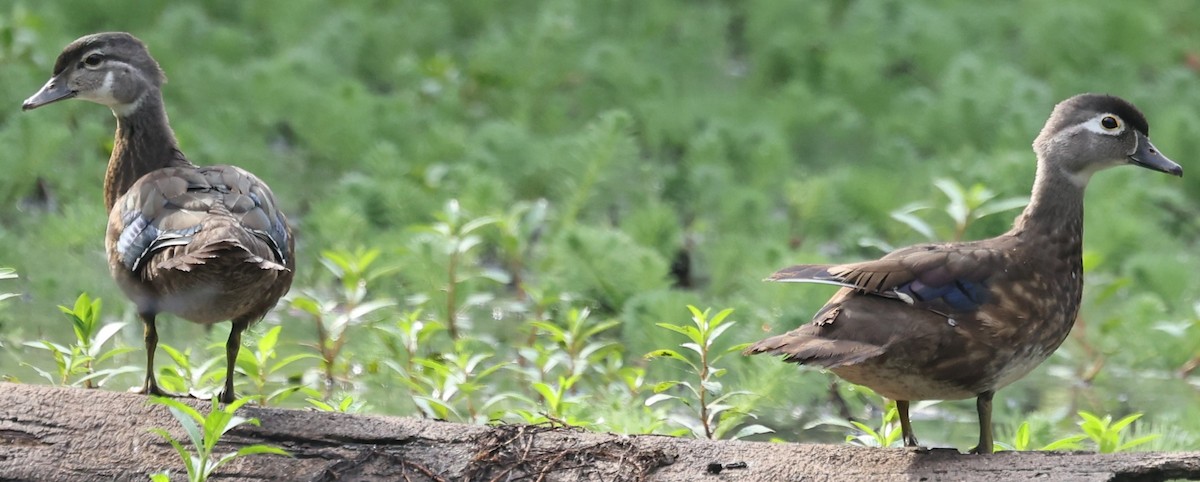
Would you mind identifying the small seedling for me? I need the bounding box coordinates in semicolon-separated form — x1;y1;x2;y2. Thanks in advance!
645;306;772;440
23;293;137;387
291;248;395;400
305;393;367;413
411;199;503;339
1077;411;1159;453
153;344;226;398
528;307;619;379
847;404;904;448
148;396;289;482
805;396;926;448
999;420;1086;452
235;325;319;406
389;339;511;423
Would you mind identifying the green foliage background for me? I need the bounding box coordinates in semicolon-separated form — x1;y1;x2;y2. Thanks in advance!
1;0;1198;449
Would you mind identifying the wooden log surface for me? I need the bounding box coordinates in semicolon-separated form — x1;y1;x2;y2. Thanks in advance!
1;382;1198;481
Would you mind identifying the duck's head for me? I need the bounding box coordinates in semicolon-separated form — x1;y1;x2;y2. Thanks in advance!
22;32;165;117
1033;93;1182;186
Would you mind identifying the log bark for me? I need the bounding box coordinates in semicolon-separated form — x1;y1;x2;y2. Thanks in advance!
1;382;1198;481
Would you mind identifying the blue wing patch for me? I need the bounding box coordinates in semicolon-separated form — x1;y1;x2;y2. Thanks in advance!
895;278;989;312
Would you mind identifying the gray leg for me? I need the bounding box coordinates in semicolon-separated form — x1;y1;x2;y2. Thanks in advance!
970;391;995;454
134;312;172;397
218;318;251;403
897;400;919;447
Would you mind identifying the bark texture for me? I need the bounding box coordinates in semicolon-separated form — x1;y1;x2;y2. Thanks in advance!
1;383;1198;481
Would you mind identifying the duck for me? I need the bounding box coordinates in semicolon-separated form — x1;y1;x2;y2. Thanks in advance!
22;32;295;404
745;94;1182;454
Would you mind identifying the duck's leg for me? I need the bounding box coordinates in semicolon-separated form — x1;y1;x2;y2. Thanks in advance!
218;317;251;404
896;400;920;447
134;311;172;397
969;390;995;454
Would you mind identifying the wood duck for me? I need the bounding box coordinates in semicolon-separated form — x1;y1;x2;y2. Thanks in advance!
746;94;1182;454
22;32;295;403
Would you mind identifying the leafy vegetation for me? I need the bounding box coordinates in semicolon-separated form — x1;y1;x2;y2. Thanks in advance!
22;293;136;387
148;397;290;482
645;306;771;439
0;0;1197;453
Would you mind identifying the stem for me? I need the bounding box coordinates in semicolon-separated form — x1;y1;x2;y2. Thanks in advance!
699;328;712;439
84;356;95;389
446;244;460;339
314;314;334;399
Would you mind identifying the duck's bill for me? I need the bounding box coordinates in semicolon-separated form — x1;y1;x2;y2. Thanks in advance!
22;76;75;111
1130;131;1183;177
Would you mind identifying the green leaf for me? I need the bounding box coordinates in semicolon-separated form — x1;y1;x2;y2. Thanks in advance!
306;398;335;411
1040;435;1086;451
1013;421;1030;451
150;397;205;425
91;322;127;353
148;427;197;479
651;381;681;393
732;424;774;439
653;323;693;337
1116;434;1159;452
643;349;687;362
706;323;734;347
645;393;678;406
1109;413;1143;434
234;445;292;457
257;325;282;353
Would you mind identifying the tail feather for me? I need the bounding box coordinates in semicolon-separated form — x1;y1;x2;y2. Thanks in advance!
156;238;284;272
744;333;883;368
766;264;856;288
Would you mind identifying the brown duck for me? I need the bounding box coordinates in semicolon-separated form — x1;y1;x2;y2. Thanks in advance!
23;32;295;403
746;94;1182;453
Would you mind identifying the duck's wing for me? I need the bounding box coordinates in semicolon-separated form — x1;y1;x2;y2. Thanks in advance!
766;240;1015;314
109;165;293;276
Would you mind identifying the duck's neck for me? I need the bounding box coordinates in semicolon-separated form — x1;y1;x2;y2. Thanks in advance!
1010;160;1086;244
104;91;193;211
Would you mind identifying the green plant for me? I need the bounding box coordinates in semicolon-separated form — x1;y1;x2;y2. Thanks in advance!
0;267;17;304
234;325;319;406
291;248;395;400
877;178;1028;249
1000;420;1086;452
411;199;503;339
846;404;904;448
306;393;367;413
153;344;225;398
528;307;619;380
805;395;937;448
511;374;591;427
374;309;444;379
148;397;289;482
491;199;550;300
645;306;772;439
388;340;511;423
1077;411;1159;453
23;293;137;387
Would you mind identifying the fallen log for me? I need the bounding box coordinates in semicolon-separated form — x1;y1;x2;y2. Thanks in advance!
0;382;1198;481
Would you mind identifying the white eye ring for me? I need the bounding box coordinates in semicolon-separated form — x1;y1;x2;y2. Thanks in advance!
80;49;106;70
1083;113;1125;136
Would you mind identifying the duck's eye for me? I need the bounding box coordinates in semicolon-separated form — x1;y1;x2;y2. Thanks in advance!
82;54;104;68
1100;116;1120;130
